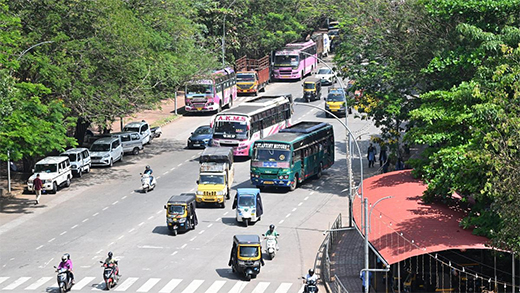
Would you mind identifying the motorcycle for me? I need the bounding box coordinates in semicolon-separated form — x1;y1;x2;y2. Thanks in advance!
54;266;73;293
140;173;157;193
302;277;319;293
151;126;162;138
262;234;279;260
100;261;119;290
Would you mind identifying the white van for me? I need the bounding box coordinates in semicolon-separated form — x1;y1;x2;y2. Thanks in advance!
123;120;152;144
60;148;91;177
110;131;144;155
27;156;73;194
90;137;124;167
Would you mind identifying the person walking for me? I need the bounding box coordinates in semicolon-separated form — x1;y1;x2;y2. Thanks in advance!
34;174;43;205
367;143;376;168
379;145;387;167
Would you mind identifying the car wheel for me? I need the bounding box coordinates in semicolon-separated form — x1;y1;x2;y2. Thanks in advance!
65;177;71;187
132;147;140;155
77;169;82;178
120;154;124;162
51;182;58;194
85;164;91;173
109;159;113;167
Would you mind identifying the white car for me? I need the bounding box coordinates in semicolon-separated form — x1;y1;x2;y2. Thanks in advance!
123;120;152;144
315;68;337;85
27;156;72;194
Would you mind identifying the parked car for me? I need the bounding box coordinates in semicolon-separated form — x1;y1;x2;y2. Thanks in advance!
187;125;213;149
27;156;72;194
60;148;91;177
315;68;336;85
110;131;144;155
90;137;124;167
123;120;152;144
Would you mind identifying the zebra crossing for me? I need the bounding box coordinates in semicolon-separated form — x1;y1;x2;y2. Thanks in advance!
0;276;305;292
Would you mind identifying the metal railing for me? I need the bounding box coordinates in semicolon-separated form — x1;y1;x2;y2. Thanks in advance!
314;213;350;293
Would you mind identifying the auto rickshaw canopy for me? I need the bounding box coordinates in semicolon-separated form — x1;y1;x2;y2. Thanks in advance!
165;193;198;225
232;188;264;217
233;234;261;245
303;78;320;90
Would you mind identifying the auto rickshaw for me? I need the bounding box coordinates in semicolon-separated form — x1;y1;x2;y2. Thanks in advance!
164;193;198;236
232;188;263;227
302;78;322;102
229;235;263;281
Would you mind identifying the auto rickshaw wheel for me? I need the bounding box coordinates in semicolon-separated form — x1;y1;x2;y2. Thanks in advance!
244;219;249;227
245;274;252;281
172;229;177;236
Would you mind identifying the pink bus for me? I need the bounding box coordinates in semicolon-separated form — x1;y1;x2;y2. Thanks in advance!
272;40;318;80
211;95;293;156
184;67;237;113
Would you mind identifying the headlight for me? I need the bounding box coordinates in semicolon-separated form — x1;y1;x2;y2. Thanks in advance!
238;260;246;265
203;138;210;142
216;191;224;196
103;153;110;158
167;218;174;222
196;191;203;195
179;218;186;223
188;138;192;142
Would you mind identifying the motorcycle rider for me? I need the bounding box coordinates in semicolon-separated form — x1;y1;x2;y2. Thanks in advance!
303;268;319;292
265;224;280;250
57;253;74;285
103;251;120;276
143;165;153;185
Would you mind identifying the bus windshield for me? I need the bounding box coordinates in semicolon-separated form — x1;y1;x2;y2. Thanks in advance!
274;55;299;67
186;84;213;95
213;121;248;139
253;149;291;162
236;73;256;82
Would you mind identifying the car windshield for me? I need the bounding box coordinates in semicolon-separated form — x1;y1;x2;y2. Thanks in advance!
304;83;316;90
239;246;259;258
274;55;299;67
168;205;185;215
200;175;225;185
194;127;212;135
186;84;212;95
327;94;345;102
34;163;57;173
124;127;140;133
91;144;111;152
254;149;291;162
317;68;332;75
237;73;255;82
213;121;248;139
62;154;77;162
238;195;255;207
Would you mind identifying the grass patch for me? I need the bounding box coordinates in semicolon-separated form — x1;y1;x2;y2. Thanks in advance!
151;114;180;127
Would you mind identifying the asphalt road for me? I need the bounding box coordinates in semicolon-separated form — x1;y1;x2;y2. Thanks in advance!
0;68;380;292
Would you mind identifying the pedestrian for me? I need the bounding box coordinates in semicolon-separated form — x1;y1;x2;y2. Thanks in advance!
360;271;372;292
367;143;376;168
34;173;43;205
379;145;387;167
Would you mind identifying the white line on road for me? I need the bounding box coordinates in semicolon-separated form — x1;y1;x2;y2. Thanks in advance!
198;230;205;235
292;208;297;212
251;282;270;293
162;171;169;176
223;211;229;216
71;224;78;229
159;279;182;293
40;258;53;269
121;195;127;200
0;277;8;286
114;277;138;291
181;244;187;249
48;238;55;243
128;228;135;233
207;223;213;228
96;249;103;254
148;216;154;220
228;281;248;293
71;277;95;290
25;276;52;290
138;222;145;226
117;235;124;240
109;242;114;246
170;167;176;171
112;201;119;205
171;251;178;256
156;210;162;214
136;278;160;292
190;188;195;192
138;245;163;249
204;280;226;293
92;212;99;217
36;245;43;250
82;218;89;223
190;237;197;242
156;176;161;179
102;207;109;211
3;277;31;290
60;231;67;235
285;213;291;218
215;217;221;222
310;191;315;195
177;163;183;167
180;280;204;293
298;202;303;206
304;196;309;201
278;220;284;224
274;283;293;293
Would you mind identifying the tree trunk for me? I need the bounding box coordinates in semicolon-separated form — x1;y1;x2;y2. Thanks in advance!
74;117;90;147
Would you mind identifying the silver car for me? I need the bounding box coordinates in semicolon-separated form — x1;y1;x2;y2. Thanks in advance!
111;131;144;155
90;137;124;167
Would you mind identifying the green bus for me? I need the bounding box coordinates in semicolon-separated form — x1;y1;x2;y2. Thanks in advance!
250;121;335;191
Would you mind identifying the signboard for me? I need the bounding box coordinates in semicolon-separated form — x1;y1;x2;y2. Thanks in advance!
254;142;290;150
215;115;247;122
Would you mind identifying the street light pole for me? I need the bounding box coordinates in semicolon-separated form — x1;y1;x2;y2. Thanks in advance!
221;0;237;67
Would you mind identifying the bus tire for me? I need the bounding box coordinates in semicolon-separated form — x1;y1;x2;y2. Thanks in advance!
316;163;323;179
289;175;298;191
218;102;222;113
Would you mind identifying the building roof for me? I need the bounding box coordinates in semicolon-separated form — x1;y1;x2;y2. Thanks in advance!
355;170;491;265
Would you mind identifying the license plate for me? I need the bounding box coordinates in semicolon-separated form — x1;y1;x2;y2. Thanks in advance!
196;108;202;111
263;181;274;185
193;144;200;147
331;109;338;112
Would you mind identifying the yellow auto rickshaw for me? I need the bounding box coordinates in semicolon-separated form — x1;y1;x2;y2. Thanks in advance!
302;78;322;102
228;235;264;281
164;193;198;236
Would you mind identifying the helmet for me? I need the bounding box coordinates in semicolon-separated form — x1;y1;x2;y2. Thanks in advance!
145;165;151;170
108;251;113;258
309;268;315;276
269;224;275;231
61;255;67;262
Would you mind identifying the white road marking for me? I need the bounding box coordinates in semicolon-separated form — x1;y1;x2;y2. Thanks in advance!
278;220;284;224
114;277;138;291
292;208;297;212
121;195;127;200
148;216;154;220
298;202;303;206
71;224;79;229
60;231;67;236
156;176;161;180
128;228;135;233
96;249;103;254
228;281;248;293
102;207;109;211
82;218;89;223
223;212;229;216
310;191;315;195
138;222;145;226
198;230;205;235
215;217;221;222
112;201;119;205
251;282;270;293
117;235;124;240
171;251;178;256
92;212;99;217
71;276;95;290
0;278;9;286
304;196;309;201
177;163;183;167
109;242;114;246
156;210;162;214
285;213;291;218
158;279;182;293
162;171;169;176
204;280;226;293
297;284;306;292
138;245;163;249
25;277;52;290
80;265;91;268
39;258;53;269
3;277;30;290
136;278;160;292
48;238;55;243
170;167;176;171
207;223;213;228
181;244;187;249
36;245;43;250
180;280;204;293
190;236;197;241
